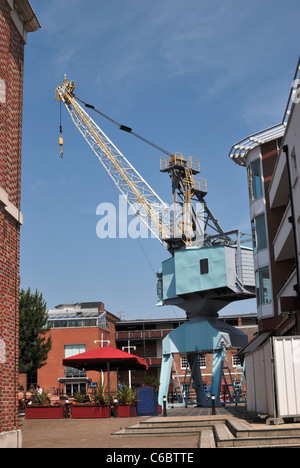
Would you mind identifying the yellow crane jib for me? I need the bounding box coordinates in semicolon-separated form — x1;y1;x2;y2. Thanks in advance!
55;76;173;246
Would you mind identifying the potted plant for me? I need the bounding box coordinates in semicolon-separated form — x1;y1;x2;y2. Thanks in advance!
145;375;160;390
116;384;137;417
25;390;65;419
70;383;111;419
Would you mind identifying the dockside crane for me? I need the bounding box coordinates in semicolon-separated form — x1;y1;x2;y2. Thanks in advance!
56;76;255;407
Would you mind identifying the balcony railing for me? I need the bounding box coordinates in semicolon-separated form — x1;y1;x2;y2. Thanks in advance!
116;329;174;341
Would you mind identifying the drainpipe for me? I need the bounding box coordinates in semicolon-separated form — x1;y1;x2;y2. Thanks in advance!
283;145;300;320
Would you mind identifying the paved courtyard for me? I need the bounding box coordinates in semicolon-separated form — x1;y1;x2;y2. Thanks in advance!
20;416;200;449
19;405;247;449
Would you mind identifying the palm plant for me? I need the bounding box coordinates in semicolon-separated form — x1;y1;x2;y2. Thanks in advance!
117;384;138;404
92;381;109;405
73;392;87;405
34;390;50;406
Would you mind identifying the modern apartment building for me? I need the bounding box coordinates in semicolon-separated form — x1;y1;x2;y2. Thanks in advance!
228;59;300;418
0;0;40;449
229;60;300;335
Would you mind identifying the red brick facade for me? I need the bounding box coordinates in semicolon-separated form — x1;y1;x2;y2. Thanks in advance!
37;311;119;395
0;0;24;436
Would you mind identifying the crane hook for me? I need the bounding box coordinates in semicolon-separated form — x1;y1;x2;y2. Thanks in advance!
59;100;64;158
59;127;63;159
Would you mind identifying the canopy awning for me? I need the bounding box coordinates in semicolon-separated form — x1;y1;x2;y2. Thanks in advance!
62;346;148;372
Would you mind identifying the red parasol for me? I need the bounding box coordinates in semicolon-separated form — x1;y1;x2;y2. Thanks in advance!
62;346;148;396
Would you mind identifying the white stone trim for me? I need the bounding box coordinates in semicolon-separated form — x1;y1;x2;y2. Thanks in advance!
0;187;23;225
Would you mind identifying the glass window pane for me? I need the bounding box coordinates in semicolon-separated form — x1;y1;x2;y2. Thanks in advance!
64;344;86;358
251;220;257;255
248;160;263;202
260;267;271;304
252;159;263;199
255;271;260;306
256;214;267;251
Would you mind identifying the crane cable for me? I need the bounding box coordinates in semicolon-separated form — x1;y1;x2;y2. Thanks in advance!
73;94;173;157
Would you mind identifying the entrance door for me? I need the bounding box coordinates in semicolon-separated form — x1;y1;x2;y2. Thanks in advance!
65;382;87;396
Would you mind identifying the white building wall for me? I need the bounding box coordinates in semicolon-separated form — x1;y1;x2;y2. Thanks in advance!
245;147;274;321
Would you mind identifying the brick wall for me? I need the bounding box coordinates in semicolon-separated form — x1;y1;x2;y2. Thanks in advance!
37;312;119;394
0;0;24;435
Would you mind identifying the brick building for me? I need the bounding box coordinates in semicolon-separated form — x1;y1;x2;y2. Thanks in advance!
0;0;40;448
35;302;120;396
33;302;257;404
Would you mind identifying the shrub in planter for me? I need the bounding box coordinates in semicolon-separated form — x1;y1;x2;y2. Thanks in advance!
25;391;65;419
116;384;137;417
91;382;110;406
145;375;160;390
117;384;137;405
71;405;110;419
25;405;65;419
70;384;111;419
117;404;137;417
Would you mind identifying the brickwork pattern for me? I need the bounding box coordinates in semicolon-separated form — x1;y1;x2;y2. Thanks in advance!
0;0;24;435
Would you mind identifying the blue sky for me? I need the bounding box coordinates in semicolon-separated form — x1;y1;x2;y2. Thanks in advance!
20;0;300;319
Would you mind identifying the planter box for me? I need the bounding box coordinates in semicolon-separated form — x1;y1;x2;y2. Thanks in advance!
117;404;137;418
25;405;65;420
71;405;110;419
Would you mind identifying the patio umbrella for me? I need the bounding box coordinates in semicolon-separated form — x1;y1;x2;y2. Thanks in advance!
62;346;148;396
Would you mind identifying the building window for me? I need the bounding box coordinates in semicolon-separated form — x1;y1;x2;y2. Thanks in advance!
200;258;209;275
251;214;267;254
181;355;206;369
65;382;87;396
255;267;271;306
232;355;242;367
247;159;263;201
64;344;86;378
291;149;298;186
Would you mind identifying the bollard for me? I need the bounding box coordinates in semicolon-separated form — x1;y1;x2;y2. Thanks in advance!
211;395;216;416
113;397;118;418
163;395;167;417
65;400;70;419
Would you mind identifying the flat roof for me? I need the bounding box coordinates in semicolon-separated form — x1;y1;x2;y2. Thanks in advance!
116;313;257;326
48;309;105;320
116;317;187;325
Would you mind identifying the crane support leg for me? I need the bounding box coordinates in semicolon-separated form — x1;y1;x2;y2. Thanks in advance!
158;318;248;408
189;354;207;407
211;347;226;407
159;353;173;405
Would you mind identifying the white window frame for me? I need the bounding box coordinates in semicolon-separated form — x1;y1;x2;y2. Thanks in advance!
181;355;206;370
